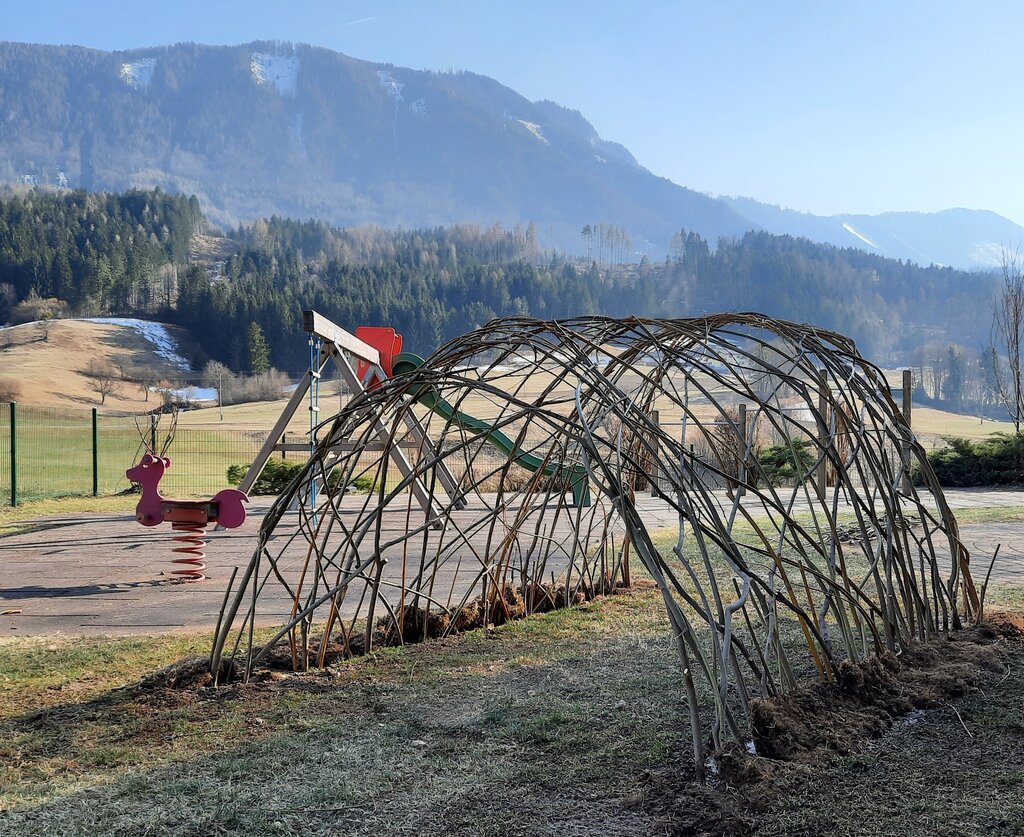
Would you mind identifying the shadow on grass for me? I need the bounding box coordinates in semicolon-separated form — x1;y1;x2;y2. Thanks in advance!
0;615;703;836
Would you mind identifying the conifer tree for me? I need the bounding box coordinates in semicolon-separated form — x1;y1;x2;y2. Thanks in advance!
247;322;270;374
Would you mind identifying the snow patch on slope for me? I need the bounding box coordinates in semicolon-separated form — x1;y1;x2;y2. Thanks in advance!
250;53;299;96
410;97;427;116
377;70;404;102
885;232;935;266
83;318;191;371
516;119;548;145
120;58;156;89
842;222;878;249
970;241;1006;268
158;385;217;403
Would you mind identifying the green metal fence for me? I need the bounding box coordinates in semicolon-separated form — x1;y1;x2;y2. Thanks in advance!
0;401;549;506
0;403;11;505
0;402;274;504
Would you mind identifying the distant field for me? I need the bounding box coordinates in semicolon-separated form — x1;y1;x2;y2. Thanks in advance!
0;319;194;413
910;406;1015;446
1;321;1014;503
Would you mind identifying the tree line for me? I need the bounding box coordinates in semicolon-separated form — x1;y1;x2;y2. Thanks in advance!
0;187;201;320
0;188;1006;392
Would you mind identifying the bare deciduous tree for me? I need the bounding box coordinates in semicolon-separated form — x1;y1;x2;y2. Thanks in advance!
0;378;20;402
86;359;118;406
124;362;160;402
991;247;1024;432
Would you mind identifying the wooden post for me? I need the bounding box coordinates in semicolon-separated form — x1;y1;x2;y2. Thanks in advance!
737;403;747;497
816;371;828;502
237;363;321;496
901;368;913;494
332;350;445;523
650;409;660;496
621;536;632;588
402;404;465;508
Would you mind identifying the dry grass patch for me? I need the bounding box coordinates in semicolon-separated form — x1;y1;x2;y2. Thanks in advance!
0;320;191;412
0;575;1021;835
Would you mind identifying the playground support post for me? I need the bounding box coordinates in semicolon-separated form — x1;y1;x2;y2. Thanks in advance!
901;368;913;494
91;407;99;497
9;401;16;507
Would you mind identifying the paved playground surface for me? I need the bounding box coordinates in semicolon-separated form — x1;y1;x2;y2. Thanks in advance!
1;488;1022;637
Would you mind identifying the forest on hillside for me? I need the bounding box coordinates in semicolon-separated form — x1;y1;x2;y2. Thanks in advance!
0;41;748;248
0;188;1002;397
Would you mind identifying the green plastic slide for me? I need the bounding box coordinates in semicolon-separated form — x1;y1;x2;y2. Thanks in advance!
392;352;591;507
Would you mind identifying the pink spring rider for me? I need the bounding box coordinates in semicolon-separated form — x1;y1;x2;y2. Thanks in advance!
126;453;248;582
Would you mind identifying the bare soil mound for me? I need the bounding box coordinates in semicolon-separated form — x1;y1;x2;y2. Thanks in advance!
748;626;1007;763
642;619;1023;835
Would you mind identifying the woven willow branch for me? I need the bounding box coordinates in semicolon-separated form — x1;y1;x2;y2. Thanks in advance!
211;314;975;778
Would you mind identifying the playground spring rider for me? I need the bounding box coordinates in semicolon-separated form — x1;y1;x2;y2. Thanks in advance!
126;453;248;581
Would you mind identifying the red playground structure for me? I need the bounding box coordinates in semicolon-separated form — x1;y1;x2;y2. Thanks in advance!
126;453;248;581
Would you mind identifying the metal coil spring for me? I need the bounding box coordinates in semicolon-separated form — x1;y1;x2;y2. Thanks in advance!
170;521;208;582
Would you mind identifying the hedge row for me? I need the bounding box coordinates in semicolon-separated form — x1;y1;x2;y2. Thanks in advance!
227;459;376;495
925;433;1024;487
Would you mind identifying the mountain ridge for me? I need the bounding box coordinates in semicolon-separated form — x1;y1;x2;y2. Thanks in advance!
721;197;1021;269
1;40;1021;268
0;40;751;249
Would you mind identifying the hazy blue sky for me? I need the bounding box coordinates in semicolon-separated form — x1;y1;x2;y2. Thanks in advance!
6;1;1023;223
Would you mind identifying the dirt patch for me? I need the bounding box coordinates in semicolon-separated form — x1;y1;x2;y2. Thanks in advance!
330;582;616;662
631;759;758;837
639;619;1024;835
748;625;1008;763
983;610;1024;633
135;655;238;692
133;583;629;691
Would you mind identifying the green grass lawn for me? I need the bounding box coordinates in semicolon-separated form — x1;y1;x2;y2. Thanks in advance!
1;485;1023;833
0;406;273;503
0;577;1021;836
0;590;689;835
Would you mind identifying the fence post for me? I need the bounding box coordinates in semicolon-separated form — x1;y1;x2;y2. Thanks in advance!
816;370;828;502
737;402;747;497
92;407;99;497
150;414;158;453
901;368;913;494
9;401;16;507
649;410;659;496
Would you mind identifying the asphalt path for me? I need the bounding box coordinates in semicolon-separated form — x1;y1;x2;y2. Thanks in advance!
1;489;1021;637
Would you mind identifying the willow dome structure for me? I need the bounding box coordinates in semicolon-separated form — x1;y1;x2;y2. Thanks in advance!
211;313;977;773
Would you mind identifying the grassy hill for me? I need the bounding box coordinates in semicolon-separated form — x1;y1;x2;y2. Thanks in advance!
2;319;1013;444
0;319;197;412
